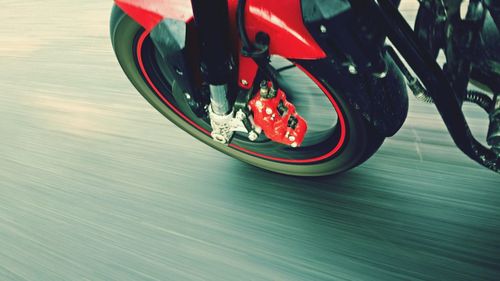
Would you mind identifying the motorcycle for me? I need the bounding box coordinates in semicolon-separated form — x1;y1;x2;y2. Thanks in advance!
110;0;500;176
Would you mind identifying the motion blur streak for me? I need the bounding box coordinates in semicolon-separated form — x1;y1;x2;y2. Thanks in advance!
0;1;499;280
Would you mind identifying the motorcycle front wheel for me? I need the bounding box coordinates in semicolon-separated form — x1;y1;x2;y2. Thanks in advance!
110;6;387;176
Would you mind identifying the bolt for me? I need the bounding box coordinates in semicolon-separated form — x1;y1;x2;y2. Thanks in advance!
348;64;358;75
241;79;248;86
291;142;298;148
320;25;327;34
211;133;227;144
255;100;263;109
248;131;259;141
236;110;246;121
373;69;387;79
185;93;191;100
265;107;273;115
175;67;183;76
289;136;296;142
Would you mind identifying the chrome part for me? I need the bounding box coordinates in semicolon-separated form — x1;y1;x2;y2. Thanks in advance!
209;84;230;115
346;63;358;75
174;67;183;76
408;77;434;103
207;82;261;144
251;126;262;141
248;130;259;141
259;80;277;99
209;108;250;144
235;110;246;121
372;61;388;79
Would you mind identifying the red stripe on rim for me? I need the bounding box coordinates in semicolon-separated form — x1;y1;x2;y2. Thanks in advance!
137;31;346;164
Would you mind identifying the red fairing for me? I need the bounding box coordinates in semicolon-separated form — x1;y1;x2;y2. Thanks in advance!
115;0;325;60
229;0;326;59
248;82;308;147
115;0;193;31
238;55;259;89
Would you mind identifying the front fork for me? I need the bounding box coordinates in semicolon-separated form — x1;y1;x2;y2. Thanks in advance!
191;0;254;144
191;0;308;146
190;0;231;116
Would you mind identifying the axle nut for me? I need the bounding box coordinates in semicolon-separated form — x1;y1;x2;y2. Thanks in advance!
248;131;259;141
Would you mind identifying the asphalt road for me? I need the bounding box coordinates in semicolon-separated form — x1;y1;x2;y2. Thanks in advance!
1;1;499;280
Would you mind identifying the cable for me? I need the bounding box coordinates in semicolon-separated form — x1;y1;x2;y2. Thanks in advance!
237;0;252;52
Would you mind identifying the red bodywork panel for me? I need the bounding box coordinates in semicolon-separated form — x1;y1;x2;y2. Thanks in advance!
115;0;325;59
248;82;308;147
237;55;259;89
227;0;326;59
115;0;193;31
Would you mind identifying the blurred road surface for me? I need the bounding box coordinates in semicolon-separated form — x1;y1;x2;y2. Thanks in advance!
0;1;499;280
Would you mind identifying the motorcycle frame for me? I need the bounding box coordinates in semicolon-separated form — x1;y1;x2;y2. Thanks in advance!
373;0;498;171
114;0;499;171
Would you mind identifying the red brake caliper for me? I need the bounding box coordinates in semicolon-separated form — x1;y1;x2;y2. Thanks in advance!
248;81;308;147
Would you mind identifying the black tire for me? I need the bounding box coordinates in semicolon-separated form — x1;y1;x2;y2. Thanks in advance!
110;6;386;176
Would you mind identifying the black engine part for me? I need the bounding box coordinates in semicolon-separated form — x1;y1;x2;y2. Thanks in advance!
300;0;408;137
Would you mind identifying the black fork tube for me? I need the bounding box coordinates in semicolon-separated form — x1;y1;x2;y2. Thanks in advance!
191;0;231;114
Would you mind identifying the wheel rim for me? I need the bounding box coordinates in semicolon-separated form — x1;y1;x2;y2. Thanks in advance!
136;30;348;164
